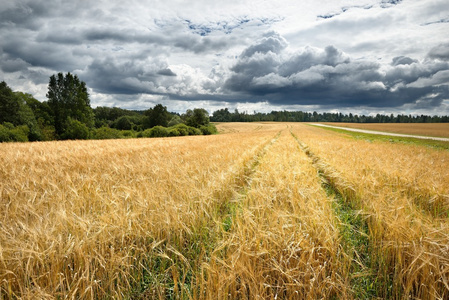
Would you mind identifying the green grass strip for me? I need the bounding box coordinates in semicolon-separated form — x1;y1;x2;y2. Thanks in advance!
290;131;380;299
309;124;449;150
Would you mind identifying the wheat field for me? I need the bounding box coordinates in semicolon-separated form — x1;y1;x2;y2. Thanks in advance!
1;122;449;299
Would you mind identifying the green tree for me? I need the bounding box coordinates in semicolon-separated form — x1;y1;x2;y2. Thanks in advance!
0;83;45;141
143;104;171;128
168;115;182;127
47;72;94;138
211;108;231;122
0;81;20;124
112;115;133;130
14;92;44;141
62;118;90;140
184;108;210;128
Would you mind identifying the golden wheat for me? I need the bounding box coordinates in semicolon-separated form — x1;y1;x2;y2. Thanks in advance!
1;122;448;299
202;129;349;299
0;127;282;299
293;123;449;299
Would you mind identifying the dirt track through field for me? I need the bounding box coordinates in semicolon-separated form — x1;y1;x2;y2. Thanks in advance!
311;123;449;142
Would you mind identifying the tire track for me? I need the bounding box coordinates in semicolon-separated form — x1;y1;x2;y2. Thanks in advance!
217;130;282;232
290;130;378;299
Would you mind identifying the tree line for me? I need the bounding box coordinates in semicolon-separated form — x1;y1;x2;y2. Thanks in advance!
0;73;216;142
211;108;449;123
2;72;448;143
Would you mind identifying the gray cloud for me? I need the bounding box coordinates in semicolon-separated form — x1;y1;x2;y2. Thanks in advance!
428;43;449;61
0;57;31;73
223;34;449;109
157;68;177;76
391;56;417;66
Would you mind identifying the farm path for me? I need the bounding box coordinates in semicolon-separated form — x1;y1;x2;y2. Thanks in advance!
311;123;449;142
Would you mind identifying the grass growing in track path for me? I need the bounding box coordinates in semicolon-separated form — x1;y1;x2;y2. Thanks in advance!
291;131;378;299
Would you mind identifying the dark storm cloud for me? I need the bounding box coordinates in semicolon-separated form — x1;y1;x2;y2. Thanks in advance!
2;36;81;71
0;58;30;73
223;34;449;108
0;1;50;29
84;58;162;95
36;24;230;54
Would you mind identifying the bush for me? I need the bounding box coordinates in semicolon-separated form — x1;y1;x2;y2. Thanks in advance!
121;130;136;138
2;122;14;130
93;127;123;140
187;126;202;136
11;125;29;142
111;116;133;130
172;124;189;136
170;123;202;136
0;123;29;142
141;126;169;138
61;118;90;140
168;128;180;137
149;126;169;137
0;124;10;142
200;124;218;135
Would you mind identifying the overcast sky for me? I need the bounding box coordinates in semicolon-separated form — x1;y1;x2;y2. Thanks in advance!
1;0;449;115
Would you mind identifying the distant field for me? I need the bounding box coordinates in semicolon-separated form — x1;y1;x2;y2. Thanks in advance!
322;122;449;138
1;122;448;299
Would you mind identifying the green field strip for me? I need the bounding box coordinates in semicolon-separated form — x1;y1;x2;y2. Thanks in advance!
309;124;449;151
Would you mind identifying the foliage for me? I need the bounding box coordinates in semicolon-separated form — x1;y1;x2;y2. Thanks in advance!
0;81;20;124
183;108;210;128
110;115;143;131
140;126;169;138
92;127;123;140
171;123;203;136
211;108;449;123
171;123;190;136
168;128;180;136
144;104;171;128
94;106;143;128
200;124;218;135
0;83;43;141
167;115;182;127
0;123;29;142
14;92;43;141
121;130;137;138
61;118;90;140
149;126;169;137
47;72;94;138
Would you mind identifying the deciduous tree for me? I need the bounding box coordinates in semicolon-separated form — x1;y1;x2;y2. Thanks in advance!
47;72;94;138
